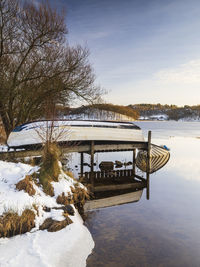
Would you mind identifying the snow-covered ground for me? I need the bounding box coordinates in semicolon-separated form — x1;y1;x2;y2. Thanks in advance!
178;116;200;122
139;114;169;120
0;209;94;267
139;114;200;121
0;161;94;267
64;110;134;121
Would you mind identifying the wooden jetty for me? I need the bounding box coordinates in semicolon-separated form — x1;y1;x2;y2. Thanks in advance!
0;131;152;199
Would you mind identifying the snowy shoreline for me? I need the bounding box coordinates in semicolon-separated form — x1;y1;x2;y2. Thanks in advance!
138;116;200;122
0;161;94;267
0;209;94;267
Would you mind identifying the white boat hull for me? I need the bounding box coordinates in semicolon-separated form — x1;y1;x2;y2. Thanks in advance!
7;120;144;148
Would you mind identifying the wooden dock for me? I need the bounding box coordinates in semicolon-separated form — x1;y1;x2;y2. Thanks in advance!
0;132;152;199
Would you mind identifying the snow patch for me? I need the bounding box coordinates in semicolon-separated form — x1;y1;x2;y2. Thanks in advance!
0;209;94;267
0;160;94;266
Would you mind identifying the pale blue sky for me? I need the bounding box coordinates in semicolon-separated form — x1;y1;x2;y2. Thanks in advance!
50;0;200;106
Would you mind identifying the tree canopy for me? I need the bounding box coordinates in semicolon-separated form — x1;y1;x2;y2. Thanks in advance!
0;0;101;136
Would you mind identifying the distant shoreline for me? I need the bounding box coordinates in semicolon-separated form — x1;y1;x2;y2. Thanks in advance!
136;119;200;122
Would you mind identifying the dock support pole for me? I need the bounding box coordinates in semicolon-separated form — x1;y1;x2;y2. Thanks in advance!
133;149;136;179
90;141;95;187
80;152;84;178
146;131;151;200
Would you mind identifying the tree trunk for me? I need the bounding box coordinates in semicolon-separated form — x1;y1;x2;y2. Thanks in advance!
0;102;12;139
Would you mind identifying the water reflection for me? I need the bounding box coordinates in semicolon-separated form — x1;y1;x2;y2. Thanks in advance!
85;189;144;211
85;122;200;267
86;182;200;266
86;201;200;267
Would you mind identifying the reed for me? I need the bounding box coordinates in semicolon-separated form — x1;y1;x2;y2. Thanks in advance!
0;209;35;238
38;142;61;196
16;175;36;196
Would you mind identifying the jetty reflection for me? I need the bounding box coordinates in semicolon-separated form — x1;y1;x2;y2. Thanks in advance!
86;123;200;267
84;189;144;211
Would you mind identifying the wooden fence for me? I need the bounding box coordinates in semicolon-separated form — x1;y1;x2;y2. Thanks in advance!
84;169;135;180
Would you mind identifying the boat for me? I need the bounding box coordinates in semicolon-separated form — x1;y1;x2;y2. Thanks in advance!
7;120;144;149
136;144;170;173
84;189;143;211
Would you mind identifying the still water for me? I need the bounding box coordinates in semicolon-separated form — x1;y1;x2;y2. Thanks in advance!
85;121;200;267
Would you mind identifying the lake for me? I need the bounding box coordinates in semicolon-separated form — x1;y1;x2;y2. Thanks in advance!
84;121;200;267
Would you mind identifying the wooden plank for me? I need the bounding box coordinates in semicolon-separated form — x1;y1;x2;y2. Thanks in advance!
97;171;101;179
146;131;151;200
133;149;136;177
90;141;95;187
0;149;43;160
0;141;148;160
93;182;146;192
63;142;147;153
84;190;143;211
80;152;84;177
99;142;147;151
85;169;146;181
135;174;146;183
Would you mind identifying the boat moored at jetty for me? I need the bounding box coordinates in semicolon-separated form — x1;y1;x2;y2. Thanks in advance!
7;120;145;149
136;144;170;174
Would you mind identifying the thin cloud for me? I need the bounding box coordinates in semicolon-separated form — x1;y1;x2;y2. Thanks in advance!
154;60;200;84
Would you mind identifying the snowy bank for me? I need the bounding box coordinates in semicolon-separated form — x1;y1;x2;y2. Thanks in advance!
0;209;94;267
0;160;94;267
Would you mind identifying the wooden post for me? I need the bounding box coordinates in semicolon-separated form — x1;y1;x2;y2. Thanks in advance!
90;141;95;187
133;149;136;179
146;131;151;200
80;152;84;177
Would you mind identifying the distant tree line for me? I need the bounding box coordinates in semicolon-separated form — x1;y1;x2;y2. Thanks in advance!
58;104;139;120
129;104;200;120
57;103;200;121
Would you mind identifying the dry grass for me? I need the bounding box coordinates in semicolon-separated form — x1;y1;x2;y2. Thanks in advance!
65;171;75;179
42;143;61;181
0;209;35;238
39;218;54;230
56;185;90;214
40;179;54;196
16;175;36;196
39;217;72;232
63;212;69;218
39;143;61;196
25;157;41;166
48;218;72;232
73;186;90;214
56;192;73;206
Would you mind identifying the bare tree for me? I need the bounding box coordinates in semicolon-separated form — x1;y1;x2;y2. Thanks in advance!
0;0;101;137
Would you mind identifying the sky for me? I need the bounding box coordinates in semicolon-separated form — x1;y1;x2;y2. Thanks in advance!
49;0;200;106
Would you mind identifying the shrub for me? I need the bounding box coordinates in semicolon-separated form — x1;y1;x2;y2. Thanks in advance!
56;185;90;214
38;142;61;196
39;217;72;232
0;209;35;238
16;175;36;196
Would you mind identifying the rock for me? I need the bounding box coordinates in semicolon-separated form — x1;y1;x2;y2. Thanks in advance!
52;205;75;216
124;161;132;166
62;205;75;216
43;206;51;212
115;160;123;168
99;161;114;171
